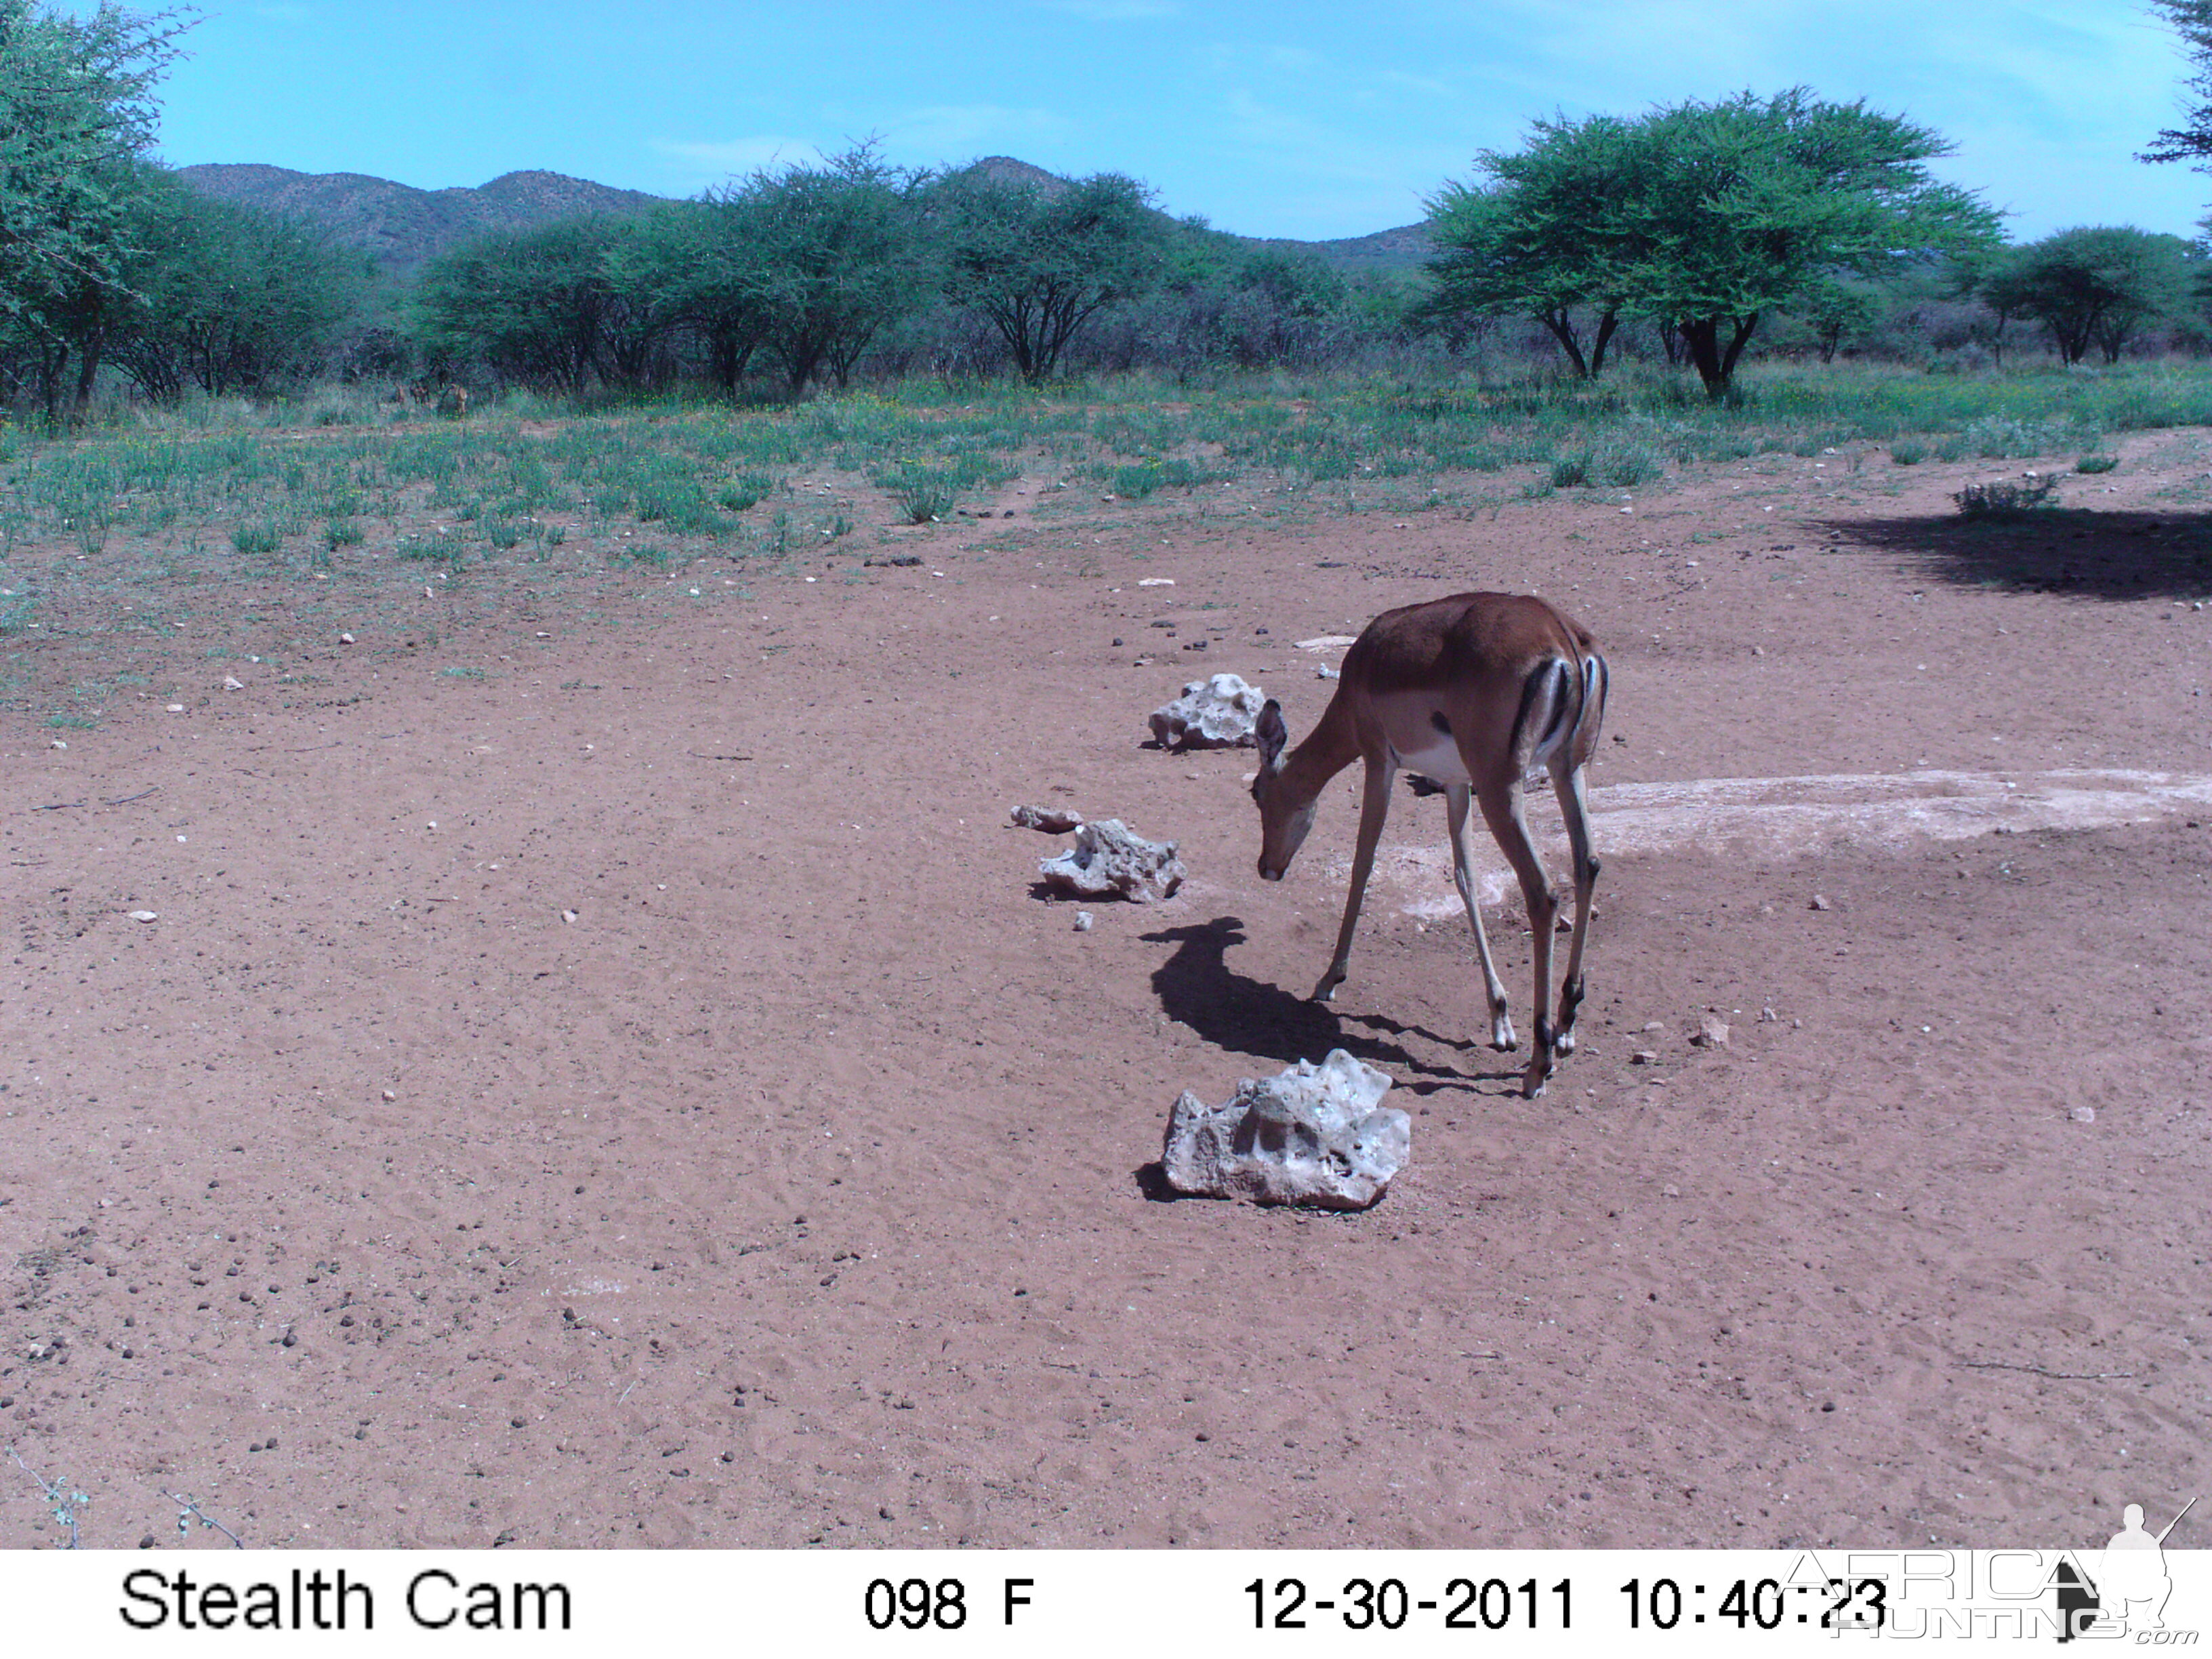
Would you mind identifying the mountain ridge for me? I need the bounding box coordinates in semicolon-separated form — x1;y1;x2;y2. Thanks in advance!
174;157;1432;276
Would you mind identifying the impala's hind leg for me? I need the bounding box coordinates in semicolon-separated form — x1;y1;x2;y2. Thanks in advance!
1476;777;1560;1099
1549;760;1599;1057
1446;783;1515;1050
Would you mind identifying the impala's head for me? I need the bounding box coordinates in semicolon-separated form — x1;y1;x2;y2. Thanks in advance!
1251;699;1315;882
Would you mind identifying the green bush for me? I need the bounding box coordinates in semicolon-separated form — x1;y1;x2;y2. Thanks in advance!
1594;438;1662;487
1889;441;1926;465
883;466;955;523
2075;454;2118;474
716;474;775;511
1548;438;1660;488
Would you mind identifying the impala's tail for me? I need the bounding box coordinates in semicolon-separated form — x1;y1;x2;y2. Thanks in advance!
1515;649;1607;779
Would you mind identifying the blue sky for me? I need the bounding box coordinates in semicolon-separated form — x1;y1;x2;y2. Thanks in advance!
123;0;2212;243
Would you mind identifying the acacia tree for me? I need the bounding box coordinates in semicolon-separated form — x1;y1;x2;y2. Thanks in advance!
1424;114;1638;378
417;217;674;392
2143;0;2212;169
0;0;186;415
104;172;361;400
1429;90;1999;398
1792;275;1880;363
1979;228;2196;365
726;147;926;392
605;200;769;395
937;171;1164;383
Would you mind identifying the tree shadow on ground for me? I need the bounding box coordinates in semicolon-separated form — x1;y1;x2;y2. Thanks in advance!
1824;506;2212;602
1140;916;1505;1094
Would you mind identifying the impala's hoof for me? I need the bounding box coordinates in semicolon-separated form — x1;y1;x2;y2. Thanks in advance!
1555;1031;1576;1057
1311;978;1341;1004
1489;1015;1516;1052
1521;1073;1548;1100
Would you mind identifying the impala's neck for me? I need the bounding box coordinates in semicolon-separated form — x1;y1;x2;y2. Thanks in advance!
1276;695;1363;807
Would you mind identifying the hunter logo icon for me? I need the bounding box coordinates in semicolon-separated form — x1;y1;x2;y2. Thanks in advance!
2057;1494;2197;1641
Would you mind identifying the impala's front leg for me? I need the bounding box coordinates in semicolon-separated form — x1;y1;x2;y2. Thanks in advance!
1314;756;1393;1002
1446;783;1515;1050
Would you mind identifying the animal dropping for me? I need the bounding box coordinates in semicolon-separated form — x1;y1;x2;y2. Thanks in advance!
1162;1050;1410;1210
1038;819;1185;903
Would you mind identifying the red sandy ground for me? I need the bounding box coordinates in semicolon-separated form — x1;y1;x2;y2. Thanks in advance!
3;432;2209;1551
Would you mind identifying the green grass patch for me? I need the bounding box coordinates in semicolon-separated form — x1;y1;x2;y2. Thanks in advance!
1100;457;1222;497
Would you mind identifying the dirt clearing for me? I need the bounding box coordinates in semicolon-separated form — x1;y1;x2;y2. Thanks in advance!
3;434;2210;1549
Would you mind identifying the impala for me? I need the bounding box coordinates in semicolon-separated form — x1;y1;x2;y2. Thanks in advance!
1251;592;1609;1099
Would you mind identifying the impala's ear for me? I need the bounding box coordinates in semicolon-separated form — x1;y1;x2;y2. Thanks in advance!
1255;699;1288;770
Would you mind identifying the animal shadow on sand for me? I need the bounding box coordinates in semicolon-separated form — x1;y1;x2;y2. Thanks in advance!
1141;916;1511;1092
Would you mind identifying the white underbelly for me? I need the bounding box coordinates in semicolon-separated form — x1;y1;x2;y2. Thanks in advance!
1389;734;1472;785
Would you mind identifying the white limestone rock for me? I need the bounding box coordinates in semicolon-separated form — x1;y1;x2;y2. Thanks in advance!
1038;818;1185;903
1149;672;1267;750
1162;1050;1410;1210
1010;802;1084;833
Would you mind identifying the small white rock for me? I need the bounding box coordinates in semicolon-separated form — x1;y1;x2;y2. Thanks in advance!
49;739;66;750
1316;665;1340;680
1073;912;1094;932
128;910;157;923
1137;577;1176;587
562;909;578;924
382;1088;396;1102
2070;1105;2096;1124
222;675;244;691
166;703;184;712
339;632;355;644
